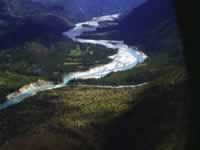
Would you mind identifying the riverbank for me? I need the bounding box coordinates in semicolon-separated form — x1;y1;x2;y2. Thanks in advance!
0;68;189;149
0;14;147;110
0;23;117;103
70;49;185;86
0;71;40;103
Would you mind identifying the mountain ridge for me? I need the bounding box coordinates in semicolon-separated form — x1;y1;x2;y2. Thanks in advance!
117;0;181;55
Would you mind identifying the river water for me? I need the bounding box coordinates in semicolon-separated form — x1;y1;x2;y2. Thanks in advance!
0;14;147;110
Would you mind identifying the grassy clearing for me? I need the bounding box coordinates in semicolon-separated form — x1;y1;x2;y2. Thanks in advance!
66;45;82;57
52;88;133;128
0;86;140;150
62;42;116;72
0;66;189;150
64;62;81;65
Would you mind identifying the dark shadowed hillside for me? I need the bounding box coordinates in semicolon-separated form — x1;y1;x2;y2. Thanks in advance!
118;0;180;55
0;15;72;49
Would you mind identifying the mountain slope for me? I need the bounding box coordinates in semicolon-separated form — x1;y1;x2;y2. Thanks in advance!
0;0;72;49
117;0;180;55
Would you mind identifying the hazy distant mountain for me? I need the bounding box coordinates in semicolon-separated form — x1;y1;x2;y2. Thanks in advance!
63;0;147;21
1;0;147;22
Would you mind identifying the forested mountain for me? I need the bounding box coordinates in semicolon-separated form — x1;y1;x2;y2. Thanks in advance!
0;0;72;49
0;0;147;22
118;0;182;55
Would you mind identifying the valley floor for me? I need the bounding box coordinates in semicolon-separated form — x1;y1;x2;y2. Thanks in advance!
0;37;117;102
0;58;189;150
0;11;190;150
